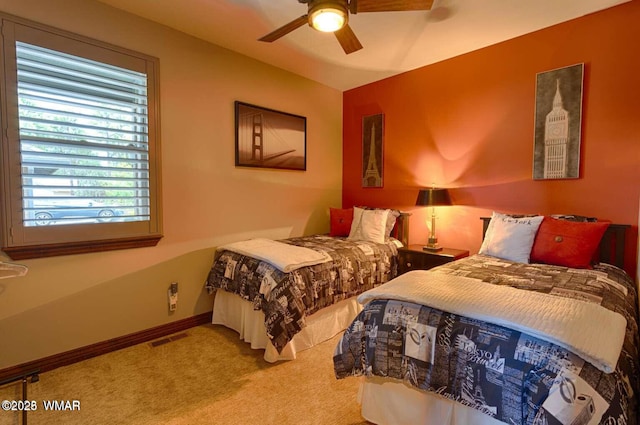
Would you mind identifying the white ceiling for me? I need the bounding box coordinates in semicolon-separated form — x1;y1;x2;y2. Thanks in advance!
97;0;629;91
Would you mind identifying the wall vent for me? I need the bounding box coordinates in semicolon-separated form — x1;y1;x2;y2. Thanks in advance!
149;332;189;348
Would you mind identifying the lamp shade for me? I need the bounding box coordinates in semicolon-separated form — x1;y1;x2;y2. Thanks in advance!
415;188;452;207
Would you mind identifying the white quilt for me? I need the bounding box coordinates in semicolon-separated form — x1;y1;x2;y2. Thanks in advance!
219;238;332;273
357;270;627;374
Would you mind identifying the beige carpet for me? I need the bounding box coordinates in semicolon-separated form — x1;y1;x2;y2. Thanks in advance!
0;325;370;425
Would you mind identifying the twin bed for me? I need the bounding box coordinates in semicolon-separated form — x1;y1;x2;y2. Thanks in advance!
334;213;639;425
205;207;409;362
206;210;639;425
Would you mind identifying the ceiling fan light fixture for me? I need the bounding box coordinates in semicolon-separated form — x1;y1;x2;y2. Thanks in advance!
309;3;347;33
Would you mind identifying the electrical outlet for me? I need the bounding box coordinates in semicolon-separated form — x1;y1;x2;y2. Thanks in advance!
168;282;178;312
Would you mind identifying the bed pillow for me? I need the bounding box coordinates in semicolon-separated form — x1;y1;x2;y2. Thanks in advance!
329;208;354;237
359;206;401;236
348;207;390;244
479;212;544;263
530;217;610;268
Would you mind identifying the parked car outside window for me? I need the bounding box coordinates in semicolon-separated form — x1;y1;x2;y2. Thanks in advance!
33;200;124;225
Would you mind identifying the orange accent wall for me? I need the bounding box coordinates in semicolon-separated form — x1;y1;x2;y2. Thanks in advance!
343;2;640;277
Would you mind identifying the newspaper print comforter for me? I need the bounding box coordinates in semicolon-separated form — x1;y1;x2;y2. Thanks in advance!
206;235;400;353
333;255;639;425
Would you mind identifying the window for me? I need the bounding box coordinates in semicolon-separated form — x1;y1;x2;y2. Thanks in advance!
0;15;162;259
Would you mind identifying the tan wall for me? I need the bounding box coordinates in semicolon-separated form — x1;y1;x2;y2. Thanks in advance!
0;0;343;368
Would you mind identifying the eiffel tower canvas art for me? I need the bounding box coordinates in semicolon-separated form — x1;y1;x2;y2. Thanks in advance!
362;113;384;188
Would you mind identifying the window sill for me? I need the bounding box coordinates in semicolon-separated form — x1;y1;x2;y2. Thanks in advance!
2;235;163;260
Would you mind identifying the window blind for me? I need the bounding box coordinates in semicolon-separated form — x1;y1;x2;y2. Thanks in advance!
16;41;150;227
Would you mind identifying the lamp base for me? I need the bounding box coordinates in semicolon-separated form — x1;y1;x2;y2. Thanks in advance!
423;235;442;252
423;244;443;252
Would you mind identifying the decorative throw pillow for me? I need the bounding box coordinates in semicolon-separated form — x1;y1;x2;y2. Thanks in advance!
385;209;401;236
550;214;598;223
348;207;390;244
479;211;544;263
329;208;354;237
530;217;610;269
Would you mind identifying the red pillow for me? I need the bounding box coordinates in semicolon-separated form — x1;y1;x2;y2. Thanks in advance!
530;217;610;269
329;208;354;237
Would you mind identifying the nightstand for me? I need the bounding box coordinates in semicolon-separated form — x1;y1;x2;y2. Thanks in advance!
398;245;469;274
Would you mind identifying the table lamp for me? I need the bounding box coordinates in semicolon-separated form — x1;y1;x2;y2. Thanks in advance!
415;187;452;251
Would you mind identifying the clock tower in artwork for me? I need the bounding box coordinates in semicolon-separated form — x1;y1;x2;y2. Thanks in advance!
543;80;570;179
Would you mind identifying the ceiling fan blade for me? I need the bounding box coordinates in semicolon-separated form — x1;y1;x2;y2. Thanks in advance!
259;15;308;42
354;0;434;13
334;24;363;54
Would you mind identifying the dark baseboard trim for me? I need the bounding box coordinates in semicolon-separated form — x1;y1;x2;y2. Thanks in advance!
0;312;212;384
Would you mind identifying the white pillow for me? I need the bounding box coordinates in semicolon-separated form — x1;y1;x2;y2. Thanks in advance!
479;212;544;263
348;207;390;244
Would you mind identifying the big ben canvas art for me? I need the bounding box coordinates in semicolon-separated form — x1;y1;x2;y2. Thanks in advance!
533;63;584;180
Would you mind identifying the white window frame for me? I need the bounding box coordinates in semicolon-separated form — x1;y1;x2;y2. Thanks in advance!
0;14;162;259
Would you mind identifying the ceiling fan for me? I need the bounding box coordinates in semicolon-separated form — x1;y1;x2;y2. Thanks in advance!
258;0;434;54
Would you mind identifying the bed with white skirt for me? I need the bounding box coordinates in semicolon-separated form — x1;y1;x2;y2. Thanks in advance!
334;213;639;425
205;207;409;362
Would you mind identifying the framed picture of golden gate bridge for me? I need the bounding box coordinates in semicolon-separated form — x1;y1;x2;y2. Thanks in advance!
235;101;307;171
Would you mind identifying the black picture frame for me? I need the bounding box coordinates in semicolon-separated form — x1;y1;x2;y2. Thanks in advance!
533;63;584;180
235;101;307;171
362;113;384;188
